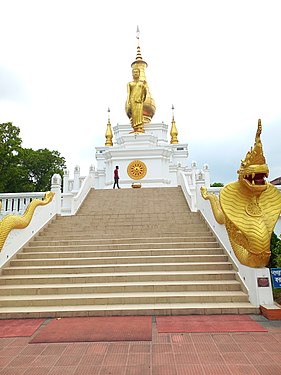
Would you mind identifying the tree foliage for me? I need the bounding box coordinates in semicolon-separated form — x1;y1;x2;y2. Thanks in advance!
19;148;66;192
0;122;66;193
210;182;224;187
269;232;281;268
0;122;22;192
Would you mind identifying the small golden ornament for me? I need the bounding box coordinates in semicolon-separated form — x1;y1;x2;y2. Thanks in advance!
127;160;147;180
246;202;262;217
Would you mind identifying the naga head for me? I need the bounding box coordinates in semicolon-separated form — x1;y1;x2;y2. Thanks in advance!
44;191;55;202
238;119;269;194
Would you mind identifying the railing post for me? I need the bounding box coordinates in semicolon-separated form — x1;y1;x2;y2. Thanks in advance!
51;174;62;215
203;164;210;187
63;169;69;193
191;161;197;187
73;166;80;192
89;164;95;187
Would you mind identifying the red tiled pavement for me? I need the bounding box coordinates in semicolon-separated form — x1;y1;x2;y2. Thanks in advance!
0;315;280;375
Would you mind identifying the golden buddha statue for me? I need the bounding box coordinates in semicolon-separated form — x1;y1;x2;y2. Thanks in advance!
125;27;156;132
126;67;147;133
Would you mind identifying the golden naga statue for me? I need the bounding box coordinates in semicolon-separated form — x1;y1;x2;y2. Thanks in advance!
201;120;281;268
0;191;55;252
126;67;147;133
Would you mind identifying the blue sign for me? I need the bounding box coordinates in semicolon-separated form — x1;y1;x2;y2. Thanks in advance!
271;268;281;289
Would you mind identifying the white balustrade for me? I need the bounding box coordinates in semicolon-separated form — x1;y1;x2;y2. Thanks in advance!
0;192;46;219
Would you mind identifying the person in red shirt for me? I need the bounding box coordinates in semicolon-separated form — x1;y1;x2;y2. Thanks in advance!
113;166;120;189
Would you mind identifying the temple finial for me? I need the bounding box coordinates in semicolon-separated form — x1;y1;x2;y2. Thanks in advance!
256;118;262;140
105;107;113;146
135;26;143;61
170;104;179;144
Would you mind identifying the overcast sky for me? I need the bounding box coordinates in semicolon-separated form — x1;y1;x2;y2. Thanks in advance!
1;0;280;184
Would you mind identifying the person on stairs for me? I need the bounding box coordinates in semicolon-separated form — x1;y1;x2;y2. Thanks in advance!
113;166;120;189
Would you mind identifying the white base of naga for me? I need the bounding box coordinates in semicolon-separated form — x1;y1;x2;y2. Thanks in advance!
94;122;208;189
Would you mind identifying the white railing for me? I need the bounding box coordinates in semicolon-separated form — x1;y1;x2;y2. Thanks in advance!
177;170;196;211
61;166;95;216
0;192;46;219
0;196;57;268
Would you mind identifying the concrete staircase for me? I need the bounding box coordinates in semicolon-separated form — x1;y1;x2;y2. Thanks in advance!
0;187;259;318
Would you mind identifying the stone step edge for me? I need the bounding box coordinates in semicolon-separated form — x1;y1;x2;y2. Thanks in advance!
30;238;213;245
4;261;233;270
0;290;248;302
0;279;241;290
11;255;228;265
0;269;236;278
20;249;224;256
27;241;219;248
0;302;260;319
0;270;237;284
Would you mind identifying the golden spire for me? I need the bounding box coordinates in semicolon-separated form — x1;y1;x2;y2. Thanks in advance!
170;104;179;144
135;25;143;62
125;26;156;125
105;107;113;146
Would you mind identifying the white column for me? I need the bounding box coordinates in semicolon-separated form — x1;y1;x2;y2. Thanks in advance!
51;174;62;215
73;166;80;192
203;164;210;187
63;169;69;193
191;161;197;187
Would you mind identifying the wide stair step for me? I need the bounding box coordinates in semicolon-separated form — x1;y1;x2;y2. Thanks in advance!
0;270;238;284
0;187;258;318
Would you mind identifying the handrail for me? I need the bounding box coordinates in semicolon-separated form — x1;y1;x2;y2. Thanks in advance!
178;170;196;211
70;172;95;215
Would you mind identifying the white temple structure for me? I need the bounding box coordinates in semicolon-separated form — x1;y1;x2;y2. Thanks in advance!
0;31;279;314
95;122;192;189
64;33;210;192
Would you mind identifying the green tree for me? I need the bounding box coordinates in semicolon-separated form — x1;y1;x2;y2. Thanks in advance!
0;122;66;192
210;182;224;187
19;148;66;192
269;232;281;268
0;122;22;192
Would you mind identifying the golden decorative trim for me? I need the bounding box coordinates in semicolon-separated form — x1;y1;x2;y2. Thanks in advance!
0;191;55;252
127;160;147;180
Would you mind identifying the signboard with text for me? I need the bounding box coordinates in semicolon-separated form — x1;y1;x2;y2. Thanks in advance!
271;268;281;289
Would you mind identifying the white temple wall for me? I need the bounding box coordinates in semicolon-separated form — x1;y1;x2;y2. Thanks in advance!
103;151;173;188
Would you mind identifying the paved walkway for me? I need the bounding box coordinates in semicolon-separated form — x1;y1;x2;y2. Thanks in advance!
0;315;281;375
